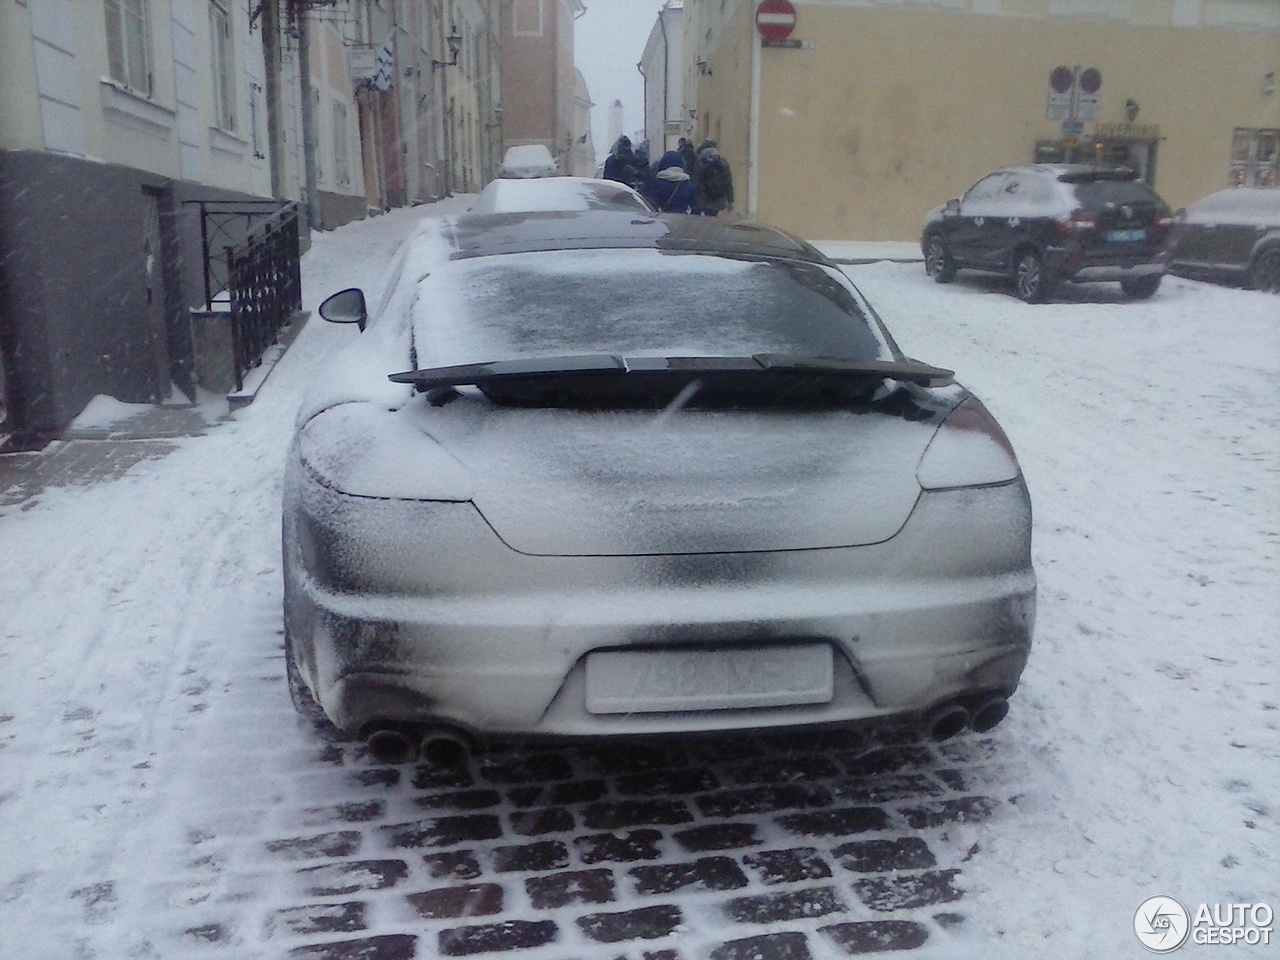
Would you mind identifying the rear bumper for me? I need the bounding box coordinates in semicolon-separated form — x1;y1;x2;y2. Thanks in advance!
1047;245;1168;282
284;466;1036;739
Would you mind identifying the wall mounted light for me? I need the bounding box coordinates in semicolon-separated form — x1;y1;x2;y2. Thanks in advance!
1264;72;1277;96
1125;98;1140;122
432;27;463;69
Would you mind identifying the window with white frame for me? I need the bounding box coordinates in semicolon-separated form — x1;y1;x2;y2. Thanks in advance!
210;0;236;130
333;101;351;186
105;0;152;94
1231;128;1279;187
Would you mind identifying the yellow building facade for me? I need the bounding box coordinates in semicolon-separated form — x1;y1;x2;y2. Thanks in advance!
686;0;1280;240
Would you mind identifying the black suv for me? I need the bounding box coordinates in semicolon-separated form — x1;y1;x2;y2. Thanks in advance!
922;165;1173;302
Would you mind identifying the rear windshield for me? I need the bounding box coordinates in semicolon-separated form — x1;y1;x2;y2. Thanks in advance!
1070;179;1165;208
413;249;886;367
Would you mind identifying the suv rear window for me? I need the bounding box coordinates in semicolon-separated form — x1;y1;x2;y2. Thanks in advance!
1070;180;1163;208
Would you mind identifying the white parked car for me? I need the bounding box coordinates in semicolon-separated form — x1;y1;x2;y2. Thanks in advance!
469;176;653;216
285;210;1037;765
498;143;559;179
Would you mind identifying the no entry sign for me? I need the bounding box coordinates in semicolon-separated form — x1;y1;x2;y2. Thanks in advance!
756;0;797;43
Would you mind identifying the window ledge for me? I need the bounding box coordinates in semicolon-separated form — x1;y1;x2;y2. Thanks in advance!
209;126;247;158
100;79;175;138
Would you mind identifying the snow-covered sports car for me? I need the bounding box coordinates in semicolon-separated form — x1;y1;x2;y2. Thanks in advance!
283;210;1036;764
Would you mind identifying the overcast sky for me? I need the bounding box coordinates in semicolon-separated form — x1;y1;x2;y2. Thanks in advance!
575;0;671;163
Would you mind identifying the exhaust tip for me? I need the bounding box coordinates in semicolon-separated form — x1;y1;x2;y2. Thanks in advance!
366;727;418;765
970;697;1010;734
923;703;970;742
420;729;471;768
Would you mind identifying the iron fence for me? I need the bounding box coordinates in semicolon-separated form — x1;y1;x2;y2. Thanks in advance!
187;200;302;392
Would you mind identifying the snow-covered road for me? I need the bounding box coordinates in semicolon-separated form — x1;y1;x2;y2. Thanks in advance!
0;203;1275;960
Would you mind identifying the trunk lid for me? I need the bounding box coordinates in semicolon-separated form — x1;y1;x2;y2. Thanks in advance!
412;401;940;556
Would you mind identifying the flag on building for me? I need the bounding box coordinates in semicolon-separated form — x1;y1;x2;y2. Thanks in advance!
371;34;394;91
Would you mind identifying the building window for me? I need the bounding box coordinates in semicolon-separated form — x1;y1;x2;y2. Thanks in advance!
210;0;236;131
1231;128;1279;187
105;0;152;95
333;101;351;186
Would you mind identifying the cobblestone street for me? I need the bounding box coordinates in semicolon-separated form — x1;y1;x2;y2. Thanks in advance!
154;643;1008;960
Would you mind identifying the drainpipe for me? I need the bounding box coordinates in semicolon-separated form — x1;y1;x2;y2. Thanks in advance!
748;26;760;219
297;7;321;229
658;8;670;153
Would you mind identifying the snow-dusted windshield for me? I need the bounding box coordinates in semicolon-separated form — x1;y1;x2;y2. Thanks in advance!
412;248;885;368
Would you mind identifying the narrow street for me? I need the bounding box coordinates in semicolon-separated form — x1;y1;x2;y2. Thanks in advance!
1;202;1276;960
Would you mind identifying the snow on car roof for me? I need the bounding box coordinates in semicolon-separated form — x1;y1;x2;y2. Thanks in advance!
1184;187;1280;226
445;209;829;263
468;177;652;216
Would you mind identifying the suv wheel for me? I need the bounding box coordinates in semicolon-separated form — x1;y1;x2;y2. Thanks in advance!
1247;247;1280;293
1121;274;1162;300
924;234;956;283
1014;249;1050;303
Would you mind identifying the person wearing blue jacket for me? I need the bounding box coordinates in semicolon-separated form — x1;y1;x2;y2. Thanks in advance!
644;150;700;214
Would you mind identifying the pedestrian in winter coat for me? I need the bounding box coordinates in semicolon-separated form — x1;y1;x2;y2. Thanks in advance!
677;137;698;175
643;151;700;214
694;141;735;216
602;136;637;186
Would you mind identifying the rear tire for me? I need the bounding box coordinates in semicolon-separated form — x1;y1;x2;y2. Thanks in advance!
924;234;956;283
1014;249;1050;303
1121;274;1162;300
1247;247;1280;293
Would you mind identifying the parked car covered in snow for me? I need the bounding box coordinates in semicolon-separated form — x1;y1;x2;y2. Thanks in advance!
469;176;653;216
1167;187;1280;293
498;143;559;179
284;210;1037;765
922;164;1174;302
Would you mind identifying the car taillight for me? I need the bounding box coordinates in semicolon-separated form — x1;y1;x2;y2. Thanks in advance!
1056;216;1097;235
1154;214;1173;230
916;398;1021;490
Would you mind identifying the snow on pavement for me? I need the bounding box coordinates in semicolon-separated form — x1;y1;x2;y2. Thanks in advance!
0;207;1275;960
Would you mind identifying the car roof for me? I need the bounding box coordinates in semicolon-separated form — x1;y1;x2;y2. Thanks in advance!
992;163;1138;181
443;210;832;264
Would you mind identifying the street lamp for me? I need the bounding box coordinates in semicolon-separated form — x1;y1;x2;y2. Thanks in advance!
432;27;463;69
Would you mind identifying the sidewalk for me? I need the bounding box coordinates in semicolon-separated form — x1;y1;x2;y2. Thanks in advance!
0;403;225;510
0;311;305;510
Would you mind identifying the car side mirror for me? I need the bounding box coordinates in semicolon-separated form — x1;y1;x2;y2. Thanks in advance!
945;198;960;214
318;288;368;331
1173;207;1187;223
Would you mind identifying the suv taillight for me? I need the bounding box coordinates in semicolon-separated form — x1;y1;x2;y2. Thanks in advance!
1056;216;1098;235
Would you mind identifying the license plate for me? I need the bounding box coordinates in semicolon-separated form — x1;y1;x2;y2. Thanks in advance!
1106;228;1146;242
585;644;834;714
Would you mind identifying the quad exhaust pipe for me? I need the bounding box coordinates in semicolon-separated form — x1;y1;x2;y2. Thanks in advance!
922;694;1010;741
364;724;472;766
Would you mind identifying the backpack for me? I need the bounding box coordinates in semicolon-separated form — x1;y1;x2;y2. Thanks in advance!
697;153;733;209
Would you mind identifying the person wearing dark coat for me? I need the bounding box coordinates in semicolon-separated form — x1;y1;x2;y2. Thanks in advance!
602;136;636;185
643;151;700;214
677;137;698;175
694;140;735;216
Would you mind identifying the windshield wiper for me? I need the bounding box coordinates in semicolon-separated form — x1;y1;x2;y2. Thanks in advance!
388;354;952;389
